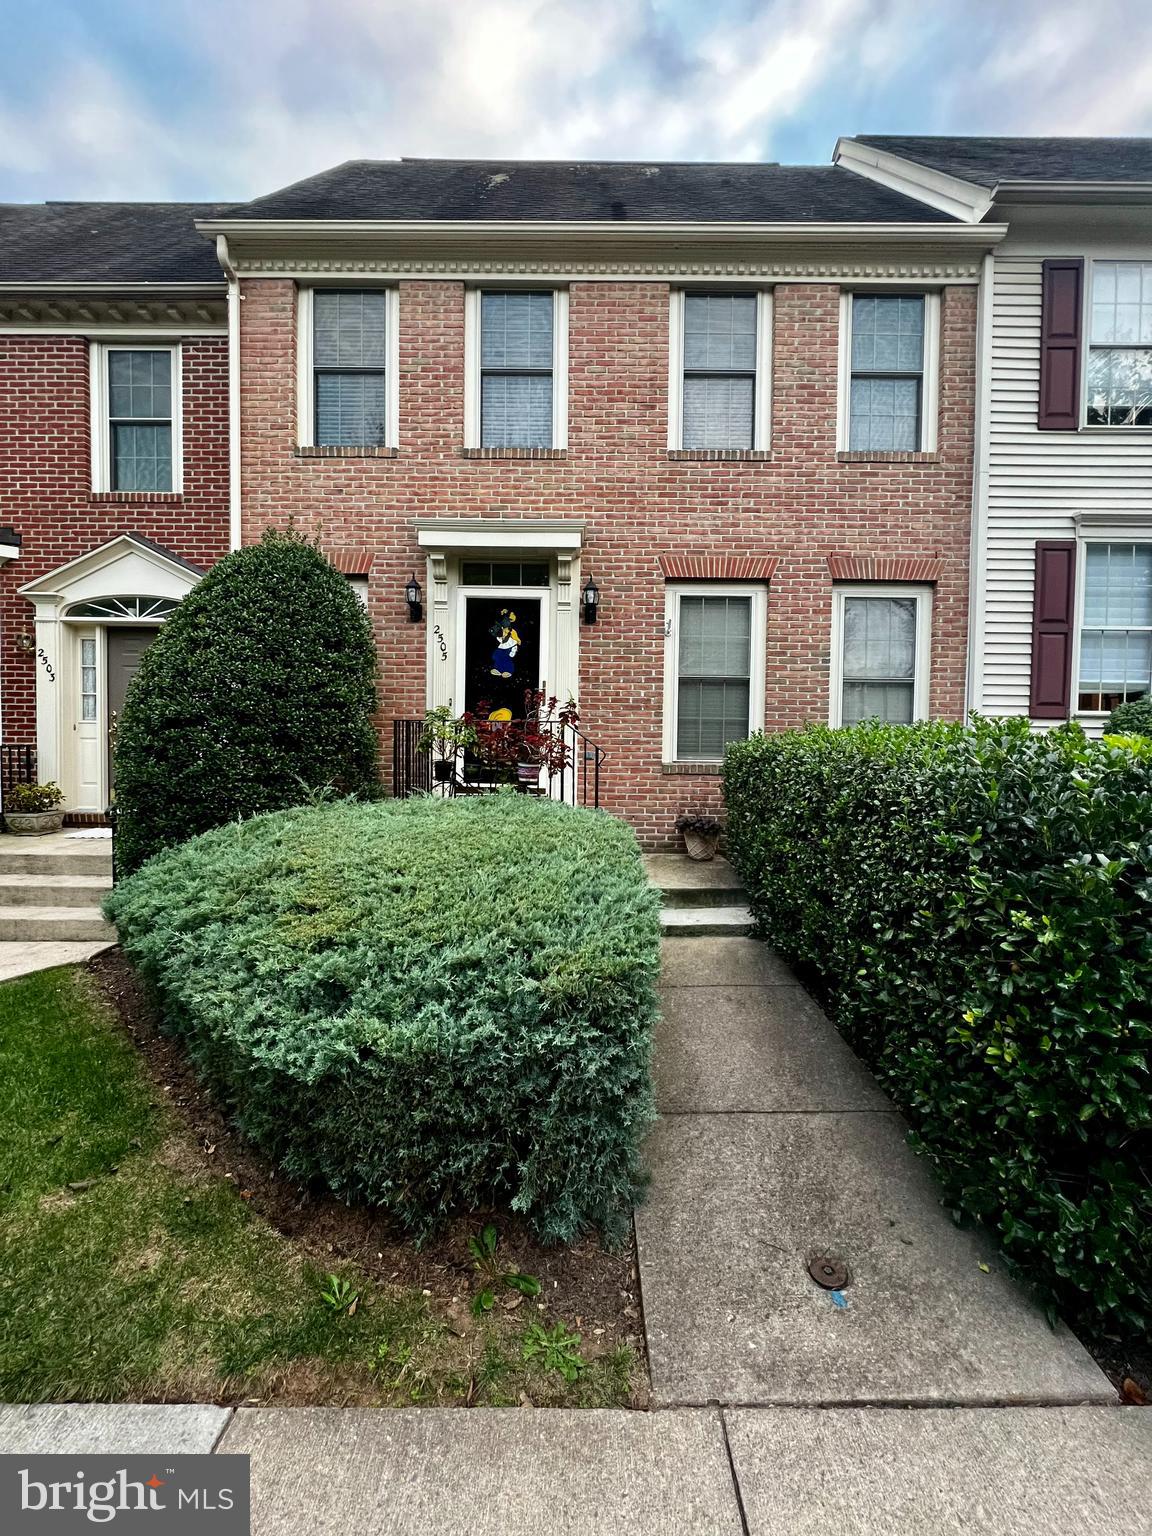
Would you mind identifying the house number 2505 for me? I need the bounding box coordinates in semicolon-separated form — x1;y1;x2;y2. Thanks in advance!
432;624;448;662
37;648;56;683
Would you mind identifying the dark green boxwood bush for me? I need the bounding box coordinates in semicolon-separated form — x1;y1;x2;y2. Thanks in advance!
723;718;1152;1335
105;795;660;1243
1107;695;1152;738
113;528;378;876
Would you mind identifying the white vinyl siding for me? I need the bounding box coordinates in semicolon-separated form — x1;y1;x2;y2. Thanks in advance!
975;251;1152;724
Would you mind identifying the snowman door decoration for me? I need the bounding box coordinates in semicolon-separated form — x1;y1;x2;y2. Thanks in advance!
489;609;520;679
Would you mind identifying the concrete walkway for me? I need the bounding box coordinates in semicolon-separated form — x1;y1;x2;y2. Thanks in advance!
3;1402;1150;1534
635;936;1113;1408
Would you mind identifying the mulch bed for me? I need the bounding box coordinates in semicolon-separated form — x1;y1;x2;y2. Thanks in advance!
87;949;648;1392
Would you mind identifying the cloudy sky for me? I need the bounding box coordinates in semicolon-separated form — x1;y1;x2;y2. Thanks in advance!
1;0;1150;203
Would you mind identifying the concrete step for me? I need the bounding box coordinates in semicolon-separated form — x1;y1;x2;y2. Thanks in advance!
0;874;112;907
660;904;754;938
644;853;748;908
0;906;116;943
0;845;112;877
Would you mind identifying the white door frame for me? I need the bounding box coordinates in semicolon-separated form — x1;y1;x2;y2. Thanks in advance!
18;535;202;812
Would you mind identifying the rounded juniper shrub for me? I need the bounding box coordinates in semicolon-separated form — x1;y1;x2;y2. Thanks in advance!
113;528;378;876
105;795;661;1243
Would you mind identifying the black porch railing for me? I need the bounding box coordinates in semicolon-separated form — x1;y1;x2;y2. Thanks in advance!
392;717;604;810
1;743;38;807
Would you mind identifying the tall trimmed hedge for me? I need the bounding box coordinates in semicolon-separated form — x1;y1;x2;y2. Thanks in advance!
105;795;660;1243
724;719;1152;1335
113;529;378;876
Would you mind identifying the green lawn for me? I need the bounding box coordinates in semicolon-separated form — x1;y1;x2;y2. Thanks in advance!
0;965;637;1406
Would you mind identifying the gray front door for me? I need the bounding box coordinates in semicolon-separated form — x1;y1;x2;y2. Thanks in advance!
106;626;157;787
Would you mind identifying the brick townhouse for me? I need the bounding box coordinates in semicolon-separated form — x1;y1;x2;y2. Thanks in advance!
0;152;1003;845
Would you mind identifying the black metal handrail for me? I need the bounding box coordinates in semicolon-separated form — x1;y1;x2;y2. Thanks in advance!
392;717;603;810
0;743;38;808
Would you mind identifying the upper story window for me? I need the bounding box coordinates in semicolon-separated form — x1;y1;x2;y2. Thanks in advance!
297;288;398;449
662;584;767;763
91;344;180;493
1078;542;1152;711
1086;262;1152;427
830;585;932;725
839;294;939;453
466;290;567;450
668;291;771;450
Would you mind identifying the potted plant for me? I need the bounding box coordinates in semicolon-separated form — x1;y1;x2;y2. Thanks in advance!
518;690;580;789
676;811;724;862
4;781;66;836
417;705;479;783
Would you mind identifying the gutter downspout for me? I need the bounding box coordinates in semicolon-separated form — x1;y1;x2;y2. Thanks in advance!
965;249;996;720
216;235;242;551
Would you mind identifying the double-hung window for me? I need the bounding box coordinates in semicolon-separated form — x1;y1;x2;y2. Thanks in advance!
841;294;938;452
308;290;392;447
670;291;770;450
664;585;767;762
1086;262;1152;427
93;345;179;492
830;586;932;725
469;290;566;449
1078;542;1152;710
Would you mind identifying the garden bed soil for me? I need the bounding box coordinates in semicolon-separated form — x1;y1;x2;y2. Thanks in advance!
87;949;648;1403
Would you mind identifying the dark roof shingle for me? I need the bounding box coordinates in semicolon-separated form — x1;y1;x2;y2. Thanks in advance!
215;158;958;223
0;202;226;285
854;136;1152;188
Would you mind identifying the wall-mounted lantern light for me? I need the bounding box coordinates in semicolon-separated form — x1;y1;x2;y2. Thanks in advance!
405;574;423;623
16;629;34;652
581;575;600;625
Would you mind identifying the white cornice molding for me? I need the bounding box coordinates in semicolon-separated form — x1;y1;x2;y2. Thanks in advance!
415;517;584;553
833;140;994;224
0;293;227;330
235;253;988;283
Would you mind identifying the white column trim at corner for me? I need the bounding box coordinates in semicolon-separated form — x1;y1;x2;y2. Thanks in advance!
965;250;995;717
217;236;243;551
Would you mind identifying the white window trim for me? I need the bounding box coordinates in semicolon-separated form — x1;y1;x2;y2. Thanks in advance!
464;287;569;450
1072;533;1152;717
662;582;767;764
836;291;940;452
828;583;933;726
296;285;400;449
1080;258;1152;432
90;341;183;492
666;288;772;451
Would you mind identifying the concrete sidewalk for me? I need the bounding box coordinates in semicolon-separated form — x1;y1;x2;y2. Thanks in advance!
635;937;1114;1407
3;1402;1150;1534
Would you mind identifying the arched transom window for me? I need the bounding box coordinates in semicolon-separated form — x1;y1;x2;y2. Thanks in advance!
64;595;179;620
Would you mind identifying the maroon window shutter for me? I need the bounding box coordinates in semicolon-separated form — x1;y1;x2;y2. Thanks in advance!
1029;540;1077;718
1037;259;1084;430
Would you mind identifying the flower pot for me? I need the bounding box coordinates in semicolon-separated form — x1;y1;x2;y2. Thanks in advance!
432;758;455;783
682;828;720;861
517;761;541;786
5;810;65;836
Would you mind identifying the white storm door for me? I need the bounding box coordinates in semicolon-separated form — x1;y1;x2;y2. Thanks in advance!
73;629;103;810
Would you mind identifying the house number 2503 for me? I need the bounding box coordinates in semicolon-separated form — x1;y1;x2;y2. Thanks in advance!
37;648;56;683
432;624;448;662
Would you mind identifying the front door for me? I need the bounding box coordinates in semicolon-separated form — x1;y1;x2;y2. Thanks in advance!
106;626;157;788
461;595;544;720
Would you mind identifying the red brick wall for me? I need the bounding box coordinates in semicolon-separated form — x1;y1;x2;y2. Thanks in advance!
239;278;977;847
0;335;230;744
